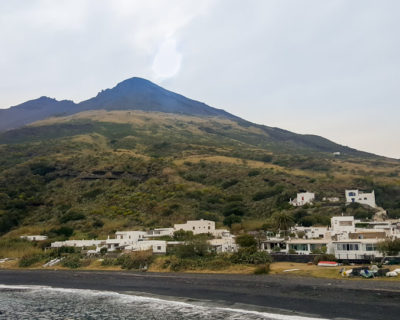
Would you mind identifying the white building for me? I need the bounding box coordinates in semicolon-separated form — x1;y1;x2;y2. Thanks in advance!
286;239;331;255
289;192;315;207
51;239;104;248
126;240;167;254
292;226;329;239
20;235;48;241
115;231;147;242
145;228;174;238
322;197;340;203
208;237;238;253
331;216;356;235
333;239;383;259
174;219;215;235
345;189;376;208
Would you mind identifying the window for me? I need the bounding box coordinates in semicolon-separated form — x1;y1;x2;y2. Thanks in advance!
365;244;377;251
349;192;356;197
336;243;359;251
157;246;162;250
208;226;210;230
339;221;352;226
289;244;308;251
193;227;195;230
310;244;326;251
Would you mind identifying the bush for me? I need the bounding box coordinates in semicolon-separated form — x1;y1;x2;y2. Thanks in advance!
173;230;194;241
223;215;242;227
172;238;212;259
235;234;257;248
378;239;400;256
230;247;272;264
254;264;270;275
221;179;239;189
101;258;116;266
51;226;74;238
59;211;85;223
61;254;82;269
116;251;154;270
248;170;260;177
19;253;44;267
313;254;337;265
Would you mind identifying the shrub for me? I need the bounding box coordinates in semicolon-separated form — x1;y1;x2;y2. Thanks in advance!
223;215;242;227
173;230;194;241
204;257;232;270
252;191;269;201
377;239;400;256
248;170;260;177
223;202;246;217
51;226;74;238
235;234;257;248
221;179;239;189
60;211;85;223
116;251;154;270
254;264;270;275
62;254;82;269
230;247;272;264
101;258;117;266
172;238;211;259
19;253;44;267
313;254;337;265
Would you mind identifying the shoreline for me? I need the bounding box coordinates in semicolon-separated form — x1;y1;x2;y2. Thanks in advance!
1;269;400;319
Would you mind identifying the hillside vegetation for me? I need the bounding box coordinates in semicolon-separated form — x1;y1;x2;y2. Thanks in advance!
0;110;399;247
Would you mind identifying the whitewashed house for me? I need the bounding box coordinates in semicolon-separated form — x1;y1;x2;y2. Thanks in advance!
331;216;356;235
286;239;331;255
145;228;174;238
126;240;167;254
289;192;315;207
333;239;383;259
51;239;104;248
260;237;287;253
292;226;329;239
322;197;340;203
345;189;376;208
174;219;215;235
208;237;238;253
20;235;48;241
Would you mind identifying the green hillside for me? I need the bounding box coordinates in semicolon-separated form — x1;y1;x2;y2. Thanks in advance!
0;110;399;246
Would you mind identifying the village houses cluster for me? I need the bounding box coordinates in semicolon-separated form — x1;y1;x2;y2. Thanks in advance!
50;219;238;255
22;189;400;260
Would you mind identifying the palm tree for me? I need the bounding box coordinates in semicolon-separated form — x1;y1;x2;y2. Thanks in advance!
272;211;294;236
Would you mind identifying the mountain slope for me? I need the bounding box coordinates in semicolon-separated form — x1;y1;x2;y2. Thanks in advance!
79;77;237;119
0;76;382;158
0;110;399;241
0;97;78;132
0;77;237;133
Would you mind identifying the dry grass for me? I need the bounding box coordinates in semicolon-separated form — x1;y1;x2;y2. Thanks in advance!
270;262;400;281
148;256;256;274
0;244;42;259
4;226;46;238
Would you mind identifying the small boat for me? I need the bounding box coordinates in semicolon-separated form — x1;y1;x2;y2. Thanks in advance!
318;261;338;267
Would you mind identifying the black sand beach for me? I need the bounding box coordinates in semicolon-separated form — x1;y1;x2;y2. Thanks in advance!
0;270;399;319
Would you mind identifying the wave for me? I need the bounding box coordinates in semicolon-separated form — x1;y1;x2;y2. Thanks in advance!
0;284;328;320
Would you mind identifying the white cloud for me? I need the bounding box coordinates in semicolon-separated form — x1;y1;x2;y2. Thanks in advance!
0;0;399;158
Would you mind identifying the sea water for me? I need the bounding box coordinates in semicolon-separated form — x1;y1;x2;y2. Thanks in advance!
0;285;327;320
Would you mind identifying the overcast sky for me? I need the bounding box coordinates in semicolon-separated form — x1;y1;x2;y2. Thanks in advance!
0;0;399;158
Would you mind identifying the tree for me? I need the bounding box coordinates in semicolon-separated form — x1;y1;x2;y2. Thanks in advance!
173;230;193;241
377;239;400;256
235;234;257;248
272;211;294;235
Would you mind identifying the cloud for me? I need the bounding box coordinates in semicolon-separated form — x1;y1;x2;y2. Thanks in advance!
152;37;182;79
0;0;399;158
